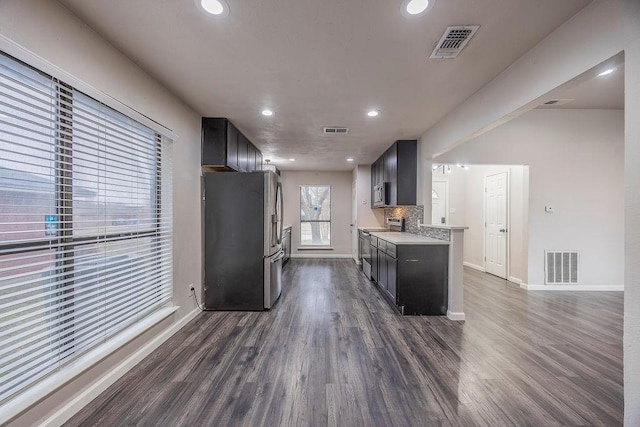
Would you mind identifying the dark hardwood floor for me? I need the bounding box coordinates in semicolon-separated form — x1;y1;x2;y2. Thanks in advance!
65;260;623;426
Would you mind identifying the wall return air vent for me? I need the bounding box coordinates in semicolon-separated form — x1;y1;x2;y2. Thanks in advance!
323;127;349;135
545;251;579;285
430;25;480;59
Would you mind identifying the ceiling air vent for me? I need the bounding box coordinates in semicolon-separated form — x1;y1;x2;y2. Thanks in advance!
323;127;349;135
430;25;480;59
543;99;574;106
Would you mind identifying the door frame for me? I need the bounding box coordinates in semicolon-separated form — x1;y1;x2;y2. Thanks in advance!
483;170;510;279
432;179;450;225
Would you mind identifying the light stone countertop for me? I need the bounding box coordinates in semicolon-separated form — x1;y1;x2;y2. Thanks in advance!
419;223;469;230
357;226;389;232
369;231;449;245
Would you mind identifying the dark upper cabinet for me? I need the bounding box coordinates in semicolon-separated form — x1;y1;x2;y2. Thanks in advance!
202;117;263;172
237;133;249;172
370;139;416;207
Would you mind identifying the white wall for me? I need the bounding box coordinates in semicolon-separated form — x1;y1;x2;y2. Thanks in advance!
418;1;639;418
432;165;528;283
0;0;202;424
437;109;624;289
355;165;384;228
281;171;353;257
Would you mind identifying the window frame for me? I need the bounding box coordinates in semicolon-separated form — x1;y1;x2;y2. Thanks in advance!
0;50;172;405
299;184;331;247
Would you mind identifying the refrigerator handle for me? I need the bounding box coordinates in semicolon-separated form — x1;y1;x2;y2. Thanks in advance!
276;181;284;245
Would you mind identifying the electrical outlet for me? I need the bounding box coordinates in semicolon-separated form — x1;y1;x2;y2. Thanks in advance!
188;284;195;297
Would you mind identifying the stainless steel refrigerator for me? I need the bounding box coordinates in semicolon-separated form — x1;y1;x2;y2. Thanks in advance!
202;171;284;310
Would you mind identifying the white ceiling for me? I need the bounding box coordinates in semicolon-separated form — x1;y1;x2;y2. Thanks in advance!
58;0;591;170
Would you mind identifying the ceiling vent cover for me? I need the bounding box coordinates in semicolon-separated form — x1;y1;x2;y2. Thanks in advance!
430;26;480;59
323;127;349;135
543;99;574;106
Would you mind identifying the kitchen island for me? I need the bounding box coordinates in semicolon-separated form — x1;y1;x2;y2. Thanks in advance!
368;231;449;316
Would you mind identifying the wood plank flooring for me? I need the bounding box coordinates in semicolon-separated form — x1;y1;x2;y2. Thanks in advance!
65;260;623;426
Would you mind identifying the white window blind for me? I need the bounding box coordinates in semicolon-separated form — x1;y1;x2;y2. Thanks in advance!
0;51;173;403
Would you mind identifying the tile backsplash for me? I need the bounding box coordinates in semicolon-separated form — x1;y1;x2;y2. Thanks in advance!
383;205;450;241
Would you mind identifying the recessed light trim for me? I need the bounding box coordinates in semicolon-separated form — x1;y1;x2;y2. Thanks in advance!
598;68;615;77
289;158;296;162
261;109;274;117
401;0;435;17
367;110;380;117
197;0;228;16
346;158;354;162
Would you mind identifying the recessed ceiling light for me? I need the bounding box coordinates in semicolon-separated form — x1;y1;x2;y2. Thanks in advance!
198;0;227;16
346;158;354;162
289;158;295;162
261;109;273;117
367;110;379;117
402;0;435;17
598;68;615;77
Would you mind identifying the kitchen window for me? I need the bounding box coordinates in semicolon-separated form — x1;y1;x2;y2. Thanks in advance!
0;51;173;403
299;185;331;246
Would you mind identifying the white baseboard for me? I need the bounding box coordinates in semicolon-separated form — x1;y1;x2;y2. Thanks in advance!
508;276;524;286
290;253;353;259
463;262;485;272
523;284;624;291
41;308;201;427
447;310;466;321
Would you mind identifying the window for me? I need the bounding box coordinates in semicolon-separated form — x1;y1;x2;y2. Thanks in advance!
300;185;330;246
0;51;173;403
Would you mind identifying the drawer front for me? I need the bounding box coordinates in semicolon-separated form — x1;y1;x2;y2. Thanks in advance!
370;236;378;247
386;242;397;258
377;239;386;251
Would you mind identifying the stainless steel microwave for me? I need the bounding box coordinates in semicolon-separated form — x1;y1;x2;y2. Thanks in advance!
373;182;389;207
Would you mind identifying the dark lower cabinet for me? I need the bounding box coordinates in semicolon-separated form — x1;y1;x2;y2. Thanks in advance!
371;239;448;315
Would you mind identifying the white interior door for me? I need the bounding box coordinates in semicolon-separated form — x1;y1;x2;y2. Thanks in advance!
485;172;508;278
431;180;448;225
352;180;358;261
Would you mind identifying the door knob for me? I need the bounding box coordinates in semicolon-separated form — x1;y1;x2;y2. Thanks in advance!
499;228;507;233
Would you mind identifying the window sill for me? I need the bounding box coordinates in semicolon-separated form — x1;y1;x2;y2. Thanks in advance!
298;246;334;251
0;305;178;425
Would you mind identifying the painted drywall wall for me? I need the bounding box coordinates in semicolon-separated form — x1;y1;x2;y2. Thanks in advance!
0;0;202;424
433;165;528;283
432;166;467;226
421;1;639;418
625;34;640;425
436;109;624;289
355;165;384;228
419;1;638;417
281;171;353;257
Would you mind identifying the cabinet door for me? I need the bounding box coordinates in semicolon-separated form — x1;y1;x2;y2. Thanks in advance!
255;151;263;171
370;243;378;281
226;123;239;170
247;143;257;171
387;256;397;302
386;144;398;206
237;134;249;172
378;249;387;289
